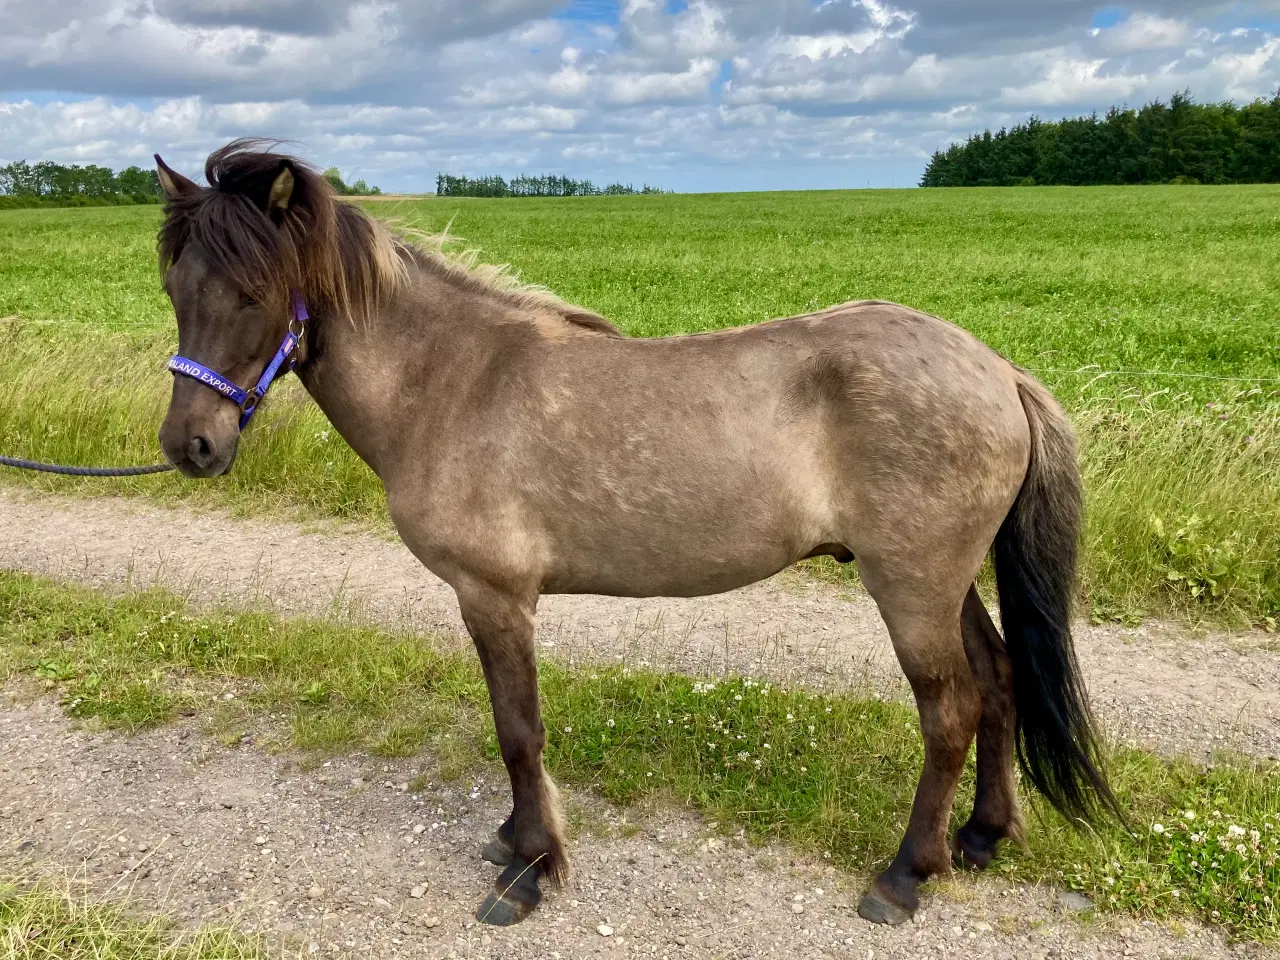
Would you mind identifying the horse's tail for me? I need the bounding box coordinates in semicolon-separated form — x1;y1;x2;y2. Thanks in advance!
993;372;1119;825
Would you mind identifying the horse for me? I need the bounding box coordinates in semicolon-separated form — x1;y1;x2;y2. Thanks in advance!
153;140;1116;928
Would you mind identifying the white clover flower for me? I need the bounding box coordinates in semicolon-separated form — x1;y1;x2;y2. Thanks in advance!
1183;810;1195;821
606;718;615;728
1151;823;1165;835
1228;825;1246;838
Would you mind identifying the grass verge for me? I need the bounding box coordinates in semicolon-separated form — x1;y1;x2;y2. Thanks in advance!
0;874;285;959
1;571;1276;941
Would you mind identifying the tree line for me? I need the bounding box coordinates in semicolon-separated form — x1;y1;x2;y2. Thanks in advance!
0;159;385;209
436;173;667;197
920;90;1280;187
322;167;383;196
0;160;163;208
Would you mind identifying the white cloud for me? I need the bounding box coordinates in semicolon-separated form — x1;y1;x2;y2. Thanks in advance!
1095;13;1192;54
1;0;1278;190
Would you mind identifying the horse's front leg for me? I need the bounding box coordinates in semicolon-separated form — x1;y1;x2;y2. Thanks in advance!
454;577;567;925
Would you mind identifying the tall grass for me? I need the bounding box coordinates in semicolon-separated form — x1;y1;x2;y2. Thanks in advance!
2;572;1277;941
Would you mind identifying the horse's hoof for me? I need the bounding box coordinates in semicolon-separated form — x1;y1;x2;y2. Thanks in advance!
951;825;996;871
481;837;513;866
858;892;914;926
476;890;534;926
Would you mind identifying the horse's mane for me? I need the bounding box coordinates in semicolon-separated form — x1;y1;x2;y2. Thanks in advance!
157;139;621;337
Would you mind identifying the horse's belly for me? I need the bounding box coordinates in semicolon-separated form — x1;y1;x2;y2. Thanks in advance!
540;544;796;598
536;493;830;598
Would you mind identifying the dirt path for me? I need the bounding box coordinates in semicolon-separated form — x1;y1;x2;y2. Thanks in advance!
3;696;1273;960
2;489;1277;762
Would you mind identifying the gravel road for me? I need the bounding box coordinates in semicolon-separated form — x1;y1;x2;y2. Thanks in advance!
3;699;1273;960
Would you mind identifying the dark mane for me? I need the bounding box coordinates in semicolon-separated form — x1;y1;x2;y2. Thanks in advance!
158;139;622;337
158;139;408;323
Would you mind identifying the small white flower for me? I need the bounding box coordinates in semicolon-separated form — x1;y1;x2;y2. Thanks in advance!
563;726;572;733
1151;823;1165;835
1183;810;1195;821
1228;825;1246;838
606;718;615;728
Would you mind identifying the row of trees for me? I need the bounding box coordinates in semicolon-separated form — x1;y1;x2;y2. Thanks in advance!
436;173;667;197
322;167;382;196
921;91;1280;186
0;160;162;202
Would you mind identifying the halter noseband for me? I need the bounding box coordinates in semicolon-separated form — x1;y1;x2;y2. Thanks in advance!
167;292;308;431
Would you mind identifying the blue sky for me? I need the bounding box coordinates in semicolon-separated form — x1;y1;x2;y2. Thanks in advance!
1;0;1278;192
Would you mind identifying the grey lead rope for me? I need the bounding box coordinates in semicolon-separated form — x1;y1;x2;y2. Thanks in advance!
0;456;174;477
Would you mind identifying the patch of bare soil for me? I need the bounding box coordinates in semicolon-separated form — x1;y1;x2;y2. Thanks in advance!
3;697;1273;960
1;489;1277;762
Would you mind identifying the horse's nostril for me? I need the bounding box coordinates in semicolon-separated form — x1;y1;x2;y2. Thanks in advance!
187;435;216;469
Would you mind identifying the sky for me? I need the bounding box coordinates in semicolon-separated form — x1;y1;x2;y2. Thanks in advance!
1;0;1278;192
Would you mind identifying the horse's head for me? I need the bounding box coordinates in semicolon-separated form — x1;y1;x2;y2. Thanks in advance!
155;143;330;478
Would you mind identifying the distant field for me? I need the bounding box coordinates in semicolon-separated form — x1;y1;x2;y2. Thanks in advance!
1;187;1277;622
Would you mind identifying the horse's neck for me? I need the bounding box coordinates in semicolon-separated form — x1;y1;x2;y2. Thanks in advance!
296;269;509;481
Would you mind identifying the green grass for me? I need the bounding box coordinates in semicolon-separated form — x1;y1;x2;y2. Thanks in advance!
0;876;284;959
2;571;1277;942
0;189;1278;623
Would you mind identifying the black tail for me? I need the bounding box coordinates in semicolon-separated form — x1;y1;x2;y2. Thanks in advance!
994;375;1120;825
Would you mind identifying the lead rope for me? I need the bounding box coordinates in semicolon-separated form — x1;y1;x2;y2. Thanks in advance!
0;456;173;477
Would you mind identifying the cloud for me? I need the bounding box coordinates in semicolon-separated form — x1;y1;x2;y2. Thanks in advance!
1;0;1279;190
1094;13;1193;53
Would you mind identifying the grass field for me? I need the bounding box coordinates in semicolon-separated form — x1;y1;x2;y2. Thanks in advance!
2;571;1277;942
1;187;1278;623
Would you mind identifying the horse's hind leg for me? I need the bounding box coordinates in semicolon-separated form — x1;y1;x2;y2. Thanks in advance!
855;571;980;925
954;585;1022;869
453;578;567;926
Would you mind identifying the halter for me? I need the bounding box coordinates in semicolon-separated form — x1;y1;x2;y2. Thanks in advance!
167;291;308;430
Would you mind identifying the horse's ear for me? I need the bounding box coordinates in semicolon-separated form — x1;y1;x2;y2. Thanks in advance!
154;154;199;199
268;163;295;213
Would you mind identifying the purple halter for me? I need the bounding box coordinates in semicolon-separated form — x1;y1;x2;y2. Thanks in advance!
167;292;308;430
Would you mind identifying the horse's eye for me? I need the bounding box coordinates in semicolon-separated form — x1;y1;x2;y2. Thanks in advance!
241;293;259;308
